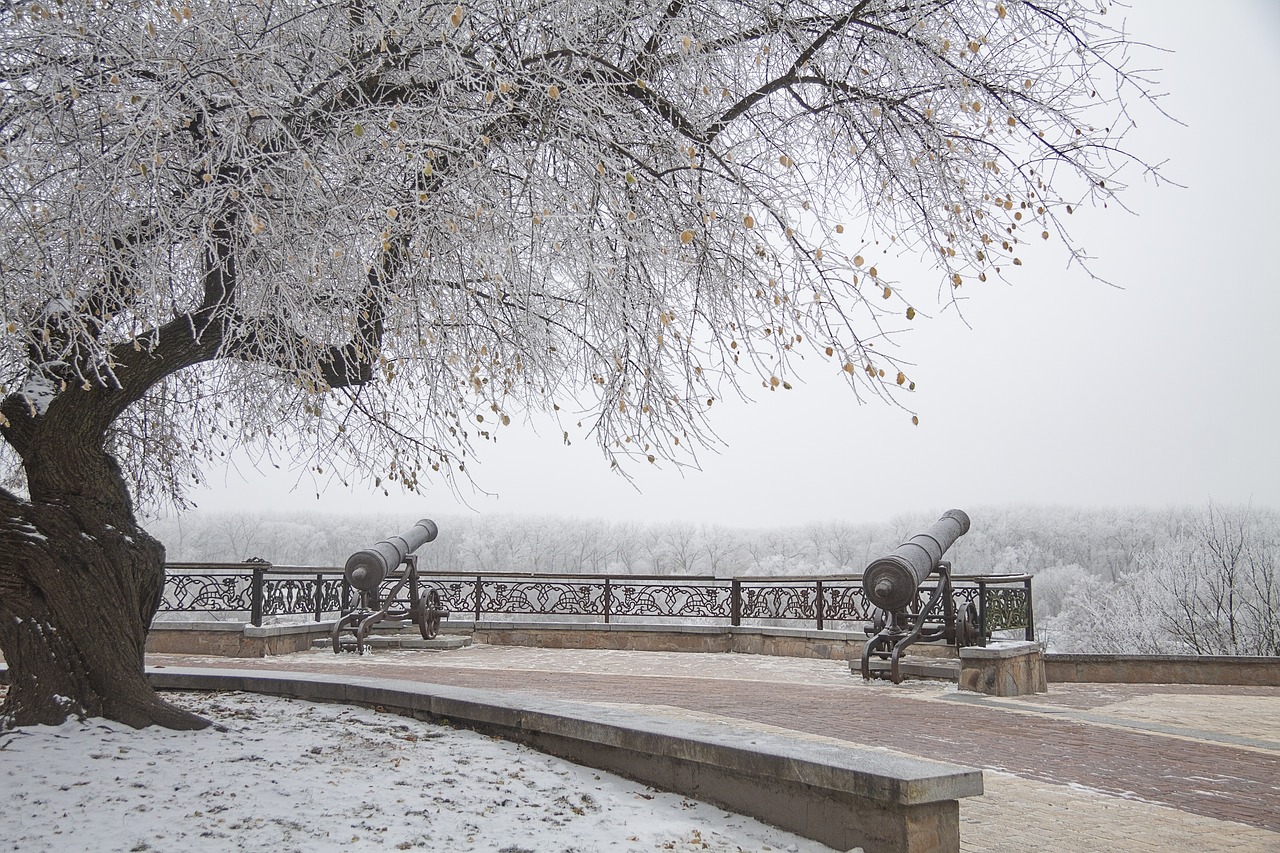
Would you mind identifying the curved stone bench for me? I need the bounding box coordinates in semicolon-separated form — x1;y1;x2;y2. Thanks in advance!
142;666;982;853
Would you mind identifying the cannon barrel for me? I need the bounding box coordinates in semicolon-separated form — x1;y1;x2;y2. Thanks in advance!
344;518;439;592
863;509;970;612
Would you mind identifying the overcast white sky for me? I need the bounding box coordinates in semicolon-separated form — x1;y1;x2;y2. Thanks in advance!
191;1;1280;529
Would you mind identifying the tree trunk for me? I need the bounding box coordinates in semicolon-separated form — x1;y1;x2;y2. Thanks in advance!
0;437;208;731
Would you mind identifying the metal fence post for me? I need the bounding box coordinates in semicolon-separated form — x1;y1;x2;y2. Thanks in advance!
1024;576;1036;641
977;579;987;640
730;579;741;627
313;573;324;622
474;575;483;622
815;580;825;631
603;577;612;624
250;565;265;627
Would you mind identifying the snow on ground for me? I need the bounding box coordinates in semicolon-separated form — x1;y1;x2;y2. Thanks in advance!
0;690;838;853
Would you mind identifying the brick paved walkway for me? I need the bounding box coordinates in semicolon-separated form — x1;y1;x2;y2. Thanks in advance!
147;645;1280;852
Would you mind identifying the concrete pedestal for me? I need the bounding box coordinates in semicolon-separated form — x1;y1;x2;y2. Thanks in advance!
959;641;1047;696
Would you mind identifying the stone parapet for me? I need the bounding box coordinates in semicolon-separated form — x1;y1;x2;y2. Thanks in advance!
1045;654;1280;686
143;618;969;662
145;620;333;657
464;620;960;662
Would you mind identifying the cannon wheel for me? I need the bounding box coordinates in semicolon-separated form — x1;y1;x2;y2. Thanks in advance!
957;601;980;648
867;609;886;636
418;589;442;641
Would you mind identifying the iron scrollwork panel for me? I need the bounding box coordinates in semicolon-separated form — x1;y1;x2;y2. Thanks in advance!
982;587;1030;632
259;576;347;617
822;583;875;622
378;581;410;611
610;583;731;618
360;578;475;614
373;581;454;611
421;580;475;614
482;581;604;615
740;584;817;620
161;574;252;612
261;578;315;616
316;578;345;613
952;586;981;609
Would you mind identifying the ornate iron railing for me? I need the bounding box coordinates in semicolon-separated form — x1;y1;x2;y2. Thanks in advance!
161;563;1034;640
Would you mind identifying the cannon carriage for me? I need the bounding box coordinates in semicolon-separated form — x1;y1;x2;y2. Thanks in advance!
860;509;983;683
331;518;450;654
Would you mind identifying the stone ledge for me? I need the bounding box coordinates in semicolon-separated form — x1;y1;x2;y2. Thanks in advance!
146;666;981;853
1045;654;1280;686
245;622;338;639
144;621;335;657
151;620;337;639
469;619;731;634
149;620;245;633
464;620;873;639
455;620;965;662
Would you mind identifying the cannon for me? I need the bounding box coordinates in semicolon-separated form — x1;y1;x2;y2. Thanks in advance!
331;518;450;654
860;509;980;682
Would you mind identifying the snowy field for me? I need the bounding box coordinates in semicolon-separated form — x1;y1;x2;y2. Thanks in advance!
0;690;838;853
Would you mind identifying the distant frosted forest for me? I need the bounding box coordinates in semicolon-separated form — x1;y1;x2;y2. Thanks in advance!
146;503;1278;657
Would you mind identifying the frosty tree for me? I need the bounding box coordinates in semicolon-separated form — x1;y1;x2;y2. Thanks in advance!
1044;505;1280;656
0;0;1162;728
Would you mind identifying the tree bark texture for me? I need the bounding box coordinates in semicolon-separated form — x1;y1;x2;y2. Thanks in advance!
0;425;208;730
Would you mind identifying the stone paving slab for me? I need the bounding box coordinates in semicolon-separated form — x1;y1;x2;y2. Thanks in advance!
145;645;1280;850
964;773;1280;853
1098;693;1280;743
1003;686;1280;742
949;691;1280;753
